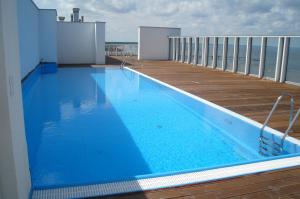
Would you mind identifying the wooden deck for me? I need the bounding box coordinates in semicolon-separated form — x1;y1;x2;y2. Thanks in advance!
96;56;300;199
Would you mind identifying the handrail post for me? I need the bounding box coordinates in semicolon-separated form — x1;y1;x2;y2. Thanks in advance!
233;37;239;73
245;37;252;75
275;37;284;82
181;37;185;63
188;37;192;64
194;37;199;65
258;37;267;78
212;37;218;68
222;37;228;71
280;37;290;83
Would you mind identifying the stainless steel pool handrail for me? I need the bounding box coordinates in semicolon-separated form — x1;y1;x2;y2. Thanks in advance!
281;107;300;146
259;92;295;156
120;56;128;69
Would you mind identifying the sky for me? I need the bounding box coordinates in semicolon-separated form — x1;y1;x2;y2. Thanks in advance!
34;0;300;42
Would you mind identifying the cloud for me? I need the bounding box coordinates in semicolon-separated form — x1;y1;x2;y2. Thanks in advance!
33;0;300;41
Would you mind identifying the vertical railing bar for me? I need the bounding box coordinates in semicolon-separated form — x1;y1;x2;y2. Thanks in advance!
280;37;290;83
188;37;192;64
203;37;209;67
245;37;252;75
175;37;179;61
201;37;205;66
168;38;171;60
181;37;185;63
172;38;176;61
212;37;218;68
233;37;239;73
275;37;284;82
259;37;267;78
194;37;199;65
222;37;228;71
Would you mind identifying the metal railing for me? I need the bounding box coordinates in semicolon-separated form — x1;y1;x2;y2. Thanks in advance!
105;42;138;56
168;36;300;86
259;93;294;156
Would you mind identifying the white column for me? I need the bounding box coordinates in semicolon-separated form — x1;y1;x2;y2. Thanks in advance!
232;37;239;73
275;37;284;82
172;38;176;60
176;37;180;61
95;22;106;64
280;37;290;83
181;37;185;63
203;37;209;66
258;37;267;78
188;37;192;64
245;37;252;75
0;0;31;198
212;37;218;68
222;37;228;71
194;37;199;65
201;37;205;66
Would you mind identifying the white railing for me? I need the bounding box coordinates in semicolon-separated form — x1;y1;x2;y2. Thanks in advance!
105;42;138;56
168;36;300;86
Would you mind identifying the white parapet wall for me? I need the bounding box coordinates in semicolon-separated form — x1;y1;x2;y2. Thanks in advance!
17;0;57;79
39;9;57;63
17;0;40;78
57;22;106;65
138;26;181;60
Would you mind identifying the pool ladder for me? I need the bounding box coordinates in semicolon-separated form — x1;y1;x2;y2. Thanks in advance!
259;93;300;157
120;56;128;69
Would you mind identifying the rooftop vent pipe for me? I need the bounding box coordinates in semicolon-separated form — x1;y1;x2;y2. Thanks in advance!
73;8;80;22
58;16;65;21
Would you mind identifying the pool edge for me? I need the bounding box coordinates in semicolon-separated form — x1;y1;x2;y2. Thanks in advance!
32;156;300;199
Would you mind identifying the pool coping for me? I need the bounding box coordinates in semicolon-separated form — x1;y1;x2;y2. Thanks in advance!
31;67;300;199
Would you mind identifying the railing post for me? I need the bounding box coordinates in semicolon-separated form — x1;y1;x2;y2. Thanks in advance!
233;37;239;73
181;37;185;63
280;37;290;83
176;37;180;61
194;37;199;65
203;37;209;66
275;37;284;82
168;38;171;60
212;37;218;68
258;37;267;78
188;37;192;64
222;37;228;71
245;37;252;75
201;37;205;66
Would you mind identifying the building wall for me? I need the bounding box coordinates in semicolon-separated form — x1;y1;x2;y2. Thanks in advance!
0;0;31;198
95;22;106;64
138;26;181;60
39;9;57;63
17;0;40;78
57;22;105;64
17;0;57;79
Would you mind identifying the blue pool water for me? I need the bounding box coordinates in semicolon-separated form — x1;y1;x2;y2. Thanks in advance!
22;67;297;189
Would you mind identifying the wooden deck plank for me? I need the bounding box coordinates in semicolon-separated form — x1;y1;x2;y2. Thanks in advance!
93;57;300;199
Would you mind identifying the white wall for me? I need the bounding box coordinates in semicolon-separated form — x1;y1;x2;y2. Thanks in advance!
17;0;57;79
57;22;106;64
17;0;40;78
95;22;106;64
39;9;57;63
0;0;31;198
138;26;181;60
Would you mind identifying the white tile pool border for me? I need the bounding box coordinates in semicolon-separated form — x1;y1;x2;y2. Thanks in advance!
32;67;300;199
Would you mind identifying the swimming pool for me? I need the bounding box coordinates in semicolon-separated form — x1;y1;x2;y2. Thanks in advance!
22;66;300;198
